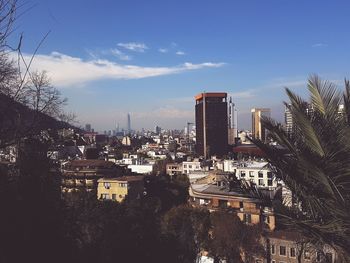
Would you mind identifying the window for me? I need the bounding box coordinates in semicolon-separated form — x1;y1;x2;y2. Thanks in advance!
304;250;311;260
258;171;263;178
317;252;333;263
199;199;209;205
112;194;116;200
119;183;128;188
249;171;254;177
271;261;276;263
101;193;109;200
240;171;246;177
219;199;227;208
263;215;270;224
290;247;296;258
239;201;244;209
267;179;273;186
267;172;273;178
279;246;286;256
103;182;111;189
258;179;264;186
189;165;192;169
196;165;200;169
325;253;333;263
271;244;275;255
184;164;187;168
244;213;251;224
316;252;321;262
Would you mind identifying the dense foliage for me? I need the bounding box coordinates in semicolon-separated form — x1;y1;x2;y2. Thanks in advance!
254;76;350;260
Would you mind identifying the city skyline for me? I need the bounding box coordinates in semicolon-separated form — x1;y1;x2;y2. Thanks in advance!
8;0;350;130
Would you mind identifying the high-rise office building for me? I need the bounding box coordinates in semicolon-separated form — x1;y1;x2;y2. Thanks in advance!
154;125;161;134
285;105;293;135
251;108;271;141
285;103;316;136
195;92;228;158
116;122;120;133
228;97;238;145
127;113;131;134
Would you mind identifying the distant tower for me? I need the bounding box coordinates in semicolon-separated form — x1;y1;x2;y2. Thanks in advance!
127;113;131;134
154;125;161;134
251;108;271;142
285;103;317;136
228;97;238;145
85;123;91;132
195;92;228;158
116;122;120;133
285;105;293;136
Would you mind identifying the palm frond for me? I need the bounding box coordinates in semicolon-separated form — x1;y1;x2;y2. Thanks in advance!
253;75;350;259
286;88;325;157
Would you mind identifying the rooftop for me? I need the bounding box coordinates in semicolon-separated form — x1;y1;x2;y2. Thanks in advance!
190;173;258;200
195;92;227;101
235;161;269;169
268;230;302;241
67;160;116;168
98;175;144;182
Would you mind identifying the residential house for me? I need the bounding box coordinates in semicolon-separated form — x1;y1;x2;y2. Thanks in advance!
189;172;275;230
61;159;128;192
166;163;183;176
97;175;144;202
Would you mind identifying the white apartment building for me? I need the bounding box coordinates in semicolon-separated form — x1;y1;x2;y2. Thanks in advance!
127;164;154;174
223;160;279;188
182;160;202;174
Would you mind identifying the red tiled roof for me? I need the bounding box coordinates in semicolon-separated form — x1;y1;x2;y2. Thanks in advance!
268;230;302;241
232;145;265;156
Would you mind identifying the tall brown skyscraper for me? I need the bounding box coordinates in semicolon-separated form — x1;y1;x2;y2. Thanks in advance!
195;92;228;158
251;108;271;142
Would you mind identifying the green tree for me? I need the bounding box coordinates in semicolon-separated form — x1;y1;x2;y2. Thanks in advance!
254;75;350;259
161;205;211;263
0;137;70;263
209;211;265;263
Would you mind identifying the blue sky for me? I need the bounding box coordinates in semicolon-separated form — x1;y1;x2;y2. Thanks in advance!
10;0;350;131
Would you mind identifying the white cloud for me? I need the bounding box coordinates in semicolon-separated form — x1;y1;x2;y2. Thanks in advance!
158;48;168;53
20;51;225;87
117;42;148;52
229;90;255;99
110;48;132;61
182;62;225;69
176;51;185;55
270;79;306;89
85;49;98;59
312;43;328;48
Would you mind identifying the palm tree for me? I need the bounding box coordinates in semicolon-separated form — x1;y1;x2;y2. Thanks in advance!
253;75;350;260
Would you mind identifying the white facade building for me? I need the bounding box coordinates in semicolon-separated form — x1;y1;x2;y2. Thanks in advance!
182;160;202;174
223;160;279;188
127;164;154;174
